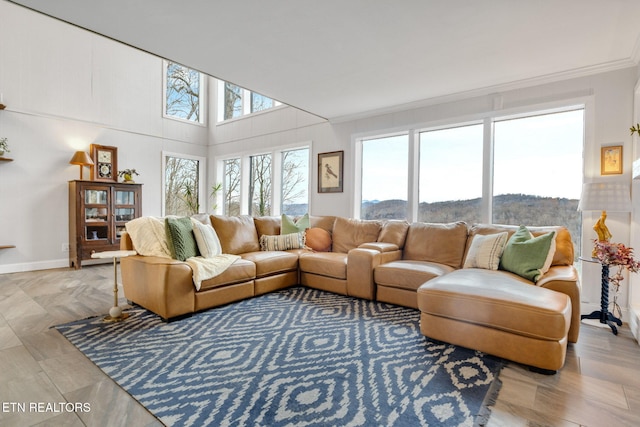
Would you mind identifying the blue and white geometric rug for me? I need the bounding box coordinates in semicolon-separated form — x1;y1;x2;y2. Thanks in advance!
56;287;503;426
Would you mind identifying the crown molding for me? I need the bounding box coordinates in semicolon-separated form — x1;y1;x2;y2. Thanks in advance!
329;59;639;124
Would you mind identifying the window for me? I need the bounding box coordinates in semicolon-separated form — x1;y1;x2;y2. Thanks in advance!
224;83;242;120
281;148;309;215
164;61;204;123
250;154;272;216
493;109;584;252
163;153;206;216
217;145;310;217
223;158;241;216
357;106;584;257
252;92;275;113
419;124;483;224
218;80;281;121
361;135;409;220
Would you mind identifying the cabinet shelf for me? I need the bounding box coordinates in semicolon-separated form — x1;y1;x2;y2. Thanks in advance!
69;180;142;269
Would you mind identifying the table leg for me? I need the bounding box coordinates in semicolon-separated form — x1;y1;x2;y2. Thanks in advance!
104;256;129;322
580;264;622;335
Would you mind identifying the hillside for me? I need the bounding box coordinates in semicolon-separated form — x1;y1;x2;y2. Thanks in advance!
362;194;581;255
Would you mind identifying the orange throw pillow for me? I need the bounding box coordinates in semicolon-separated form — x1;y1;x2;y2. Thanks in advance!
305;228;332;252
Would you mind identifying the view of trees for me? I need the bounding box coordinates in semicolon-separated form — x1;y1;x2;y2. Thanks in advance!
224;149;309;216
165;62;201;122
165;156;200;216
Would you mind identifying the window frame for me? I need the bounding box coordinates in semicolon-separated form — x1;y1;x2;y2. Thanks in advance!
161;151;207;216
162;60;207;126
215;142;312;216
354;100;588;224
216;80;283;123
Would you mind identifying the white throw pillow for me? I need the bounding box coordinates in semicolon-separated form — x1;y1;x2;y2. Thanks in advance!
191;218;222;258
463;232;509;270
124;216;171;258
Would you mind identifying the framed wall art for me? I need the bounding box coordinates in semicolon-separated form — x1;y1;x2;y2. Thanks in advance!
601;145;623;175
90;144;118;182
318;151;343;193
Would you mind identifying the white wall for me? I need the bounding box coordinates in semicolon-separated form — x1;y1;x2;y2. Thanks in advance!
0;2;208;273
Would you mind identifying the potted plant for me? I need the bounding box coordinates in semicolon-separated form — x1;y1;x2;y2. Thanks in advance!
0;137;9;157
118;168;139;183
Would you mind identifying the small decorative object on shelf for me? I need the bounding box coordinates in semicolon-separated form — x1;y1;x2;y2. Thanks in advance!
583;240;640;334
0;137;9;157
118;168;139;183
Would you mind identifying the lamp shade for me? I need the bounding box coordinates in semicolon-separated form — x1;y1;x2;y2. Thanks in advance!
69;151;94;166
69;151;94;180
577;182;632;212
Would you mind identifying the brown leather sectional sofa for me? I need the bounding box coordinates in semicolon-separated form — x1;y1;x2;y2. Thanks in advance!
120;214;580;371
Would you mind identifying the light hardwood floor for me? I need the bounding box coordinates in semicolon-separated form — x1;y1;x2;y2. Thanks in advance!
1;265;639;427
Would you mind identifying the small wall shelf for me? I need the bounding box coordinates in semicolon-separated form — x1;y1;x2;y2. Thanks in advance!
0;245;15;249
0;157;14;162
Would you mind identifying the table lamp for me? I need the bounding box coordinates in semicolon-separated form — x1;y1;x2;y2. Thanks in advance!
69;151;94;180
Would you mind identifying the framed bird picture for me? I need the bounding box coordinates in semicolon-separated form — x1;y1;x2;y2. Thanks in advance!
318;151;343;193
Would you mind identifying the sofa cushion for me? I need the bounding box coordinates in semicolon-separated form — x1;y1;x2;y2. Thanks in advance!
403;221;468;268
463;232;508;270
210;215;260;254
375;260;455;291
281;213;310;234
259;232;305;251
165;217;199;261
191;219;222;258
378;220;410;248
500;226;556;282
305;227;332;252
241;251;299;278
332;217;382;253
199;258;257;291
254;216;281;237
299;252;348;279
417;269;570;341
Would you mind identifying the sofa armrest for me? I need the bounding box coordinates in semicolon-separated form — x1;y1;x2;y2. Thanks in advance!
347;248;402;300
121;255;195;320
120;231;134;251
358;242;399;253
537;265;581;343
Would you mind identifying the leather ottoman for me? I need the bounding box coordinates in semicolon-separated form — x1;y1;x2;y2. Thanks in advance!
417;268;572;373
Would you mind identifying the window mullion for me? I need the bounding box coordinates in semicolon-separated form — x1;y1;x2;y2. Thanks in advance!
482;117;494;223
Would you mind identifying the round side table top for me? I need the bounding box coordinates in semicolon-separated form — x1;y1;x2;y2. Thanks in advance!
90;250;137;259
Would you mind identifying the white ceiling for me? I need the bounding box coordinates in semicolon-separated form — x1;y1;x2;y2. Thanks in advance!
8;0;640;121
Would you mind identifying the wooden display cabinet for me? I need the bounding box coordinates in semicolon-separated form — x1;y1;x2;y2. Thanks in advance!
69;180;142;269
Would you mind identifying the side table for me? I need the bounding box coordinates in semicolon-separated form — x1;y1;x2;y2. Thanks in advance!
91;250;137;322
579;257;622;335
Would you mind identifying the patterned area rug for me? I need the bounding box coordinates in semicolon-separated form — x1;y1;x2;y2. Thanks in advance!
56;287;503;426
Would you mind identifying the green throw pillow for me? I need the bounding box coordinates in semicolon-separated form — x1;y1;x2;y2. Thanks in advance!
281;213;310;234
499;225;556;282
165;217;199;261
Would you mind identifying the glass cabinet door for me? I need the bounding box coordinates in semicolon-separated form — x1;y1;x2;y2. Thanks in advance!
115;190;135;205
84;189;108;205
